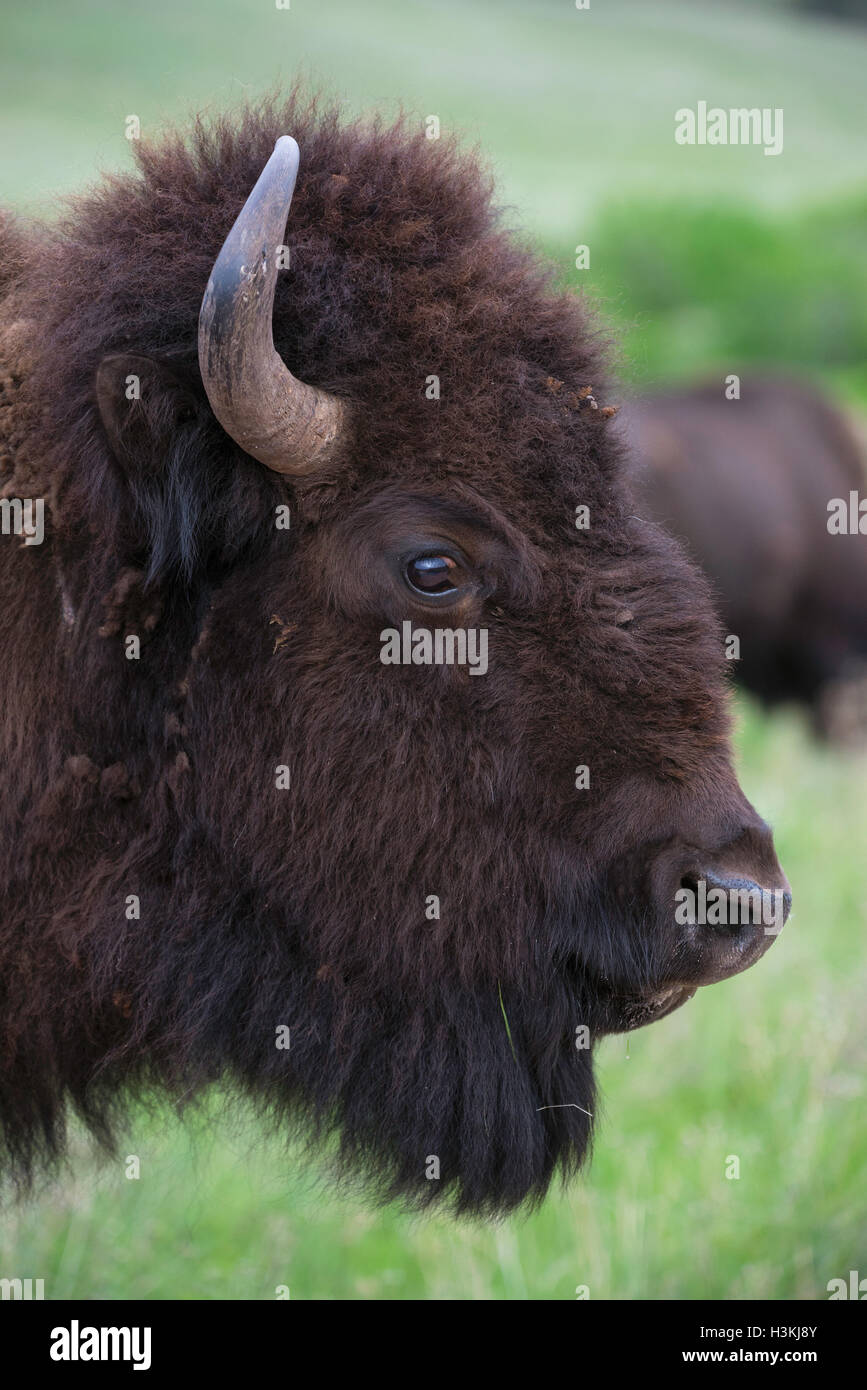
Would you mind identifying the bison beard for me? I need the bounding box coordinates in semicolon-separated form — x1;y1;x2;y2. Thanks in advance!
0;92;788;1215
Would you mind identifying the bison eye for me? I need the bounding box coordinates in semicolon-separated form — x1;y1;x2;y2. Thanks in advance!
405;554;460;596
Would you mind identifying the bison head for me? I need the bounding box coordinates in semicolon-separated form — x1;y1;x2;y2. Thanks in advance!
0;99;789;1214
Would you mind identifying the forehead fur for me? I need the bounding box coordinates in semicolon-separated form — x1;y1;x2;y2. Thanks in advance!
20;90;619;534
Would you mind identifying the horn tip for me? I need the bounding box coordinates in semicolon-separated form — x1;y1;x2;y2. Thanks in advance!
274;134;300;164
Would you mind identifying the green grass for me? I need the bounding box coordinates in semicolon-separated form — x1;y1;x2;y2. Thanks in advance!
2;0;866;233
4;0;865;391
3;699;866;1301
567;195;867;391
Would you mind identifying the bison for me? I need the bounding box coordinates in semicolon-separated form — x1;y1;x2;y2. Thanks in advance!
621;377;867;738
0;95;789;1215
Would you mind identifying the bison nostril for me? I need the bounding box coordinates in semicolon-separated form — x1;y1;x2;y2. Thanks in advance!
676;869;790;936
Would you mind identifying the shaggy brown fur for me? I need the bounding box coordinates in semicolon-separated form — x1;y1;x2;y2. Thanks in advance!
0;93;787;1214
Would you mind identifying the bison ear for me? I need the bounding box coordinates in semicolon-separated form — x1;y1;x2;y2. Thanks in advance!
95;354;200;469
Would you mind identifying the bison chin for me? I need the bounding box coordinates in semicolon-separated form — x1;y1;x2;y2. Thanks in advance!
280;978;599;1217
0;845;789;1216
0;922;598;1218
596;984;697;1034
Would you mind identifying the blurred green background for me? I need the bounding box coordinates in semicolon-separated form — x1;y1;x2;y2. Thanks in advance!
1;0;866;1299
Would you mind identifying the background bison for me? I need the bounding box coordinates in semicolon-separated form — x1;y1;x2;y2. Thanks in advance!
622;377;867;737
0;95;789;1215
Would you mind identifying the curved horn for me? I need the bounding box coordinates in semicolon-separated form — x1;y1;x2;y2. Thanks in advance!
198;135;347;474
